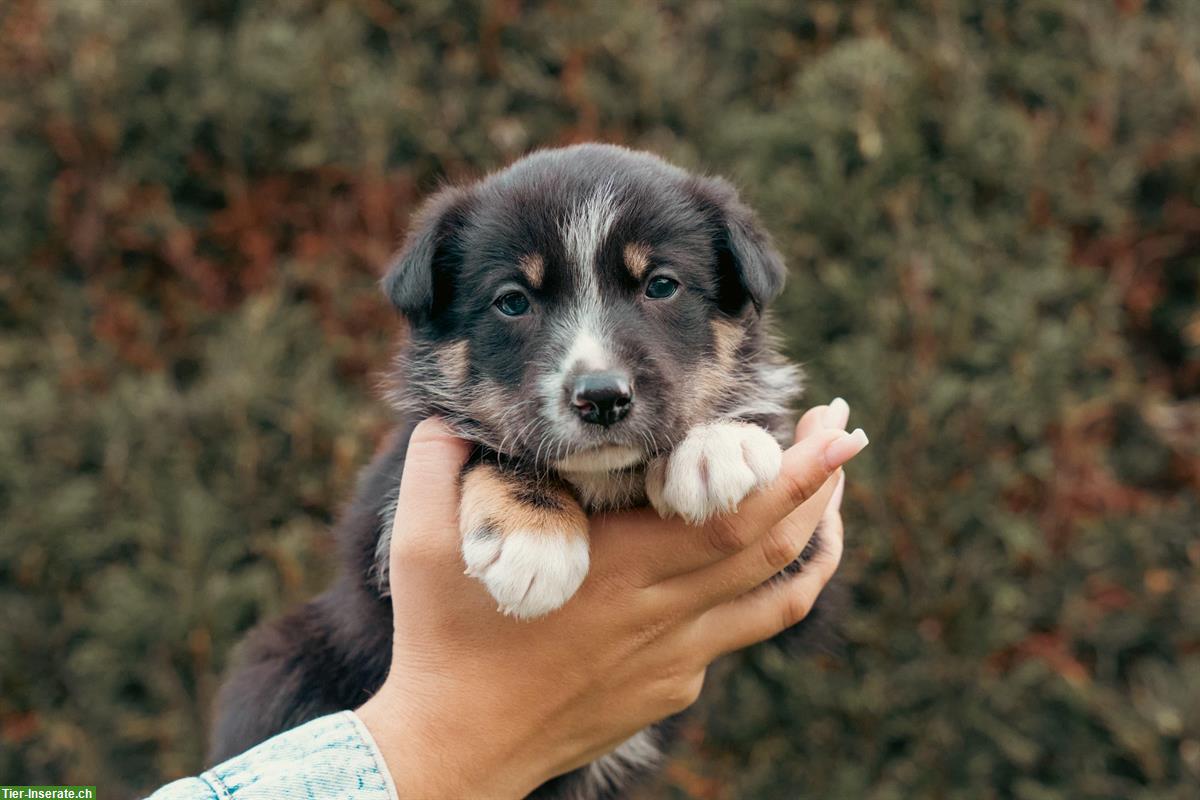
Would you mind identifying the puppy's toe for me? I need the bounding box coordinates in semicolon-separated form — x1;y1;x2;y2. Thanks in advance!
651;422;782;524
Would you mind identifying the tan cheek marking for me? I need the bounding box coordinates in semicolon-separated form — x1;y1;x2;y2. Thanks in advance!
518;253;545;289
623;243;651;280
436;340;470;385
682;320;747;422
460;465;587;538
711;319;745;368
468;378;515;427
688;367;729;421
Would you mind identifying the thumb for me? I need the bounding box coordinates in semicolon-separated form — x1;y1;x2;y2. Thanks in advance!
395;417;472;536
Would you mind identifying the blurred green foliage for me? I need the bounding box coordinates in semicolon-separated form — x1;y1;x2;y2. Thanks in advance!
1;1;1198;797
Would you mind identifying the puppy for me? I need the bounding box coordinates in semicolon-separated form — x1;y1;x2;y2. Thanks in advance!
211;144;826;799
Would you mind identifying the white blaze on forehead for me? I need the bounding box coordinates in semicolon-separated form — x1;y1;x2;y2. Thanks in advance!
555;184;622;376
561;182;621;296
538;184;627;435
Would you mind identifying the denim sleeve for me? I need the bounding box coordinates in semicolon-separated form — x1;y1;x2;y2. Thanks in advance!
147;711;398;800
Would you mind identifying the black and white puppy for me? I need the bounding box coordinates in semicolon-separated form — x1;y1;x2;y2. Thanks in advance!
211;144;821;799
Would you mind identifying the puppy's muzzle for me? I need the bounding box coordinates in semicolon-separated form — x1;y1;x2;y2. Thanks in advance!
571;372;633;427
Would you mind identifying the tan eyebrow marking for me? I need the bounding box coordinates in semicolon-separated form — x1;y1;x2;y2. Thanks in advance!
518;253;545;288
623;242;652;280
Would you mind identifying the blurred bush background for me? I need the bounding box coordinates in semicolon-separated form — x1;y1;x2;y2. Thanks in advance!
2;1;1198;797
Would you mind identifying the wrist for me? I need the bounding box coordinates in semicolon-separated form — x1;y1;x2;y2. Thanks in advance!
356;681;550;800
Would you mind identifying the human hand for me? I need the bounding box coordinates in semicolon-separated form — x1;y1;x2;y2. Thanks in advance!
356;402;866;799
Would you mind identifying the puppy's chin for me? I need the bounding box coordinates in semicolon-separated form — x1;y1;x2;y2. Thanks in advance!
554;445;645;473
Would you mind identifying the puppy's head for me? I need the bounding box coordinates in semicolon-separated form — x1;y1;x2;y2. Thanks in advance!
385;144;791;472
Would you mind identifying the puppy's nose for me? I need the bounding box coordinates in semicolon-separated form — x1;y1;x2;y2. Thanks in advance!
571;372;633;426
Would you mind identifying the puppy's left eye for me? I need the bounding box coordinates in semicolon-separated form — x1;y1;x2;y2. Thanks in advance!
494;291;531;317
645;276;679;300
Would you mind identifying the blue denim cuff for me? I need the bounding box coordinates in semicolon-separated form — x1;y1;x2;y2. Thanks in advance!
148;711;398;800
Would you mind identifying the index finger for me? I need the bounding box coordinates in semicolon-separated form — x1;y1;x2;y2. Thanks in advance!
386;417;471;570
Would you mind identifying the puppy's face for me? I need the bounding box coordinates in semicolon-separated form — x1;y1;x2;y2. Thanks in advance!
386;145;787;472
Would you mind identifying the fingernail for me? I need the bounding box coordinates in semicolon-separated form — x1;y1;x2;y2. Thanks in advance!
824;397;850;429
823;428;868;471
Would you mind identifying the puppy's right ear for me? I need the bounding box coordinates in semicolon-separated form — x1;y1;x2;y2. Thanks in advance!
381;186;474;326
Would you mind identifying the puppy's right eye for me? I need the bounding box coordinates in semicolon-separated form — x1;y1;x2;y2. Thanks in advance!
494;291;531;317
644;276;679;300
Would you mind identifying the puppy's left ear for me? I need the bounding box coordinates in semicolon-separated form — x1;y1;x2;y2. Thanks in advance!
687;176;787;314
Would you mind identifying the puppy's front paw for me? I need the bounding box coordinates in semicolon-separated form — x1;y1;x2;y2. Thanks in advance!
462;528;589;619
645;422;782;524
460;466;589;619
